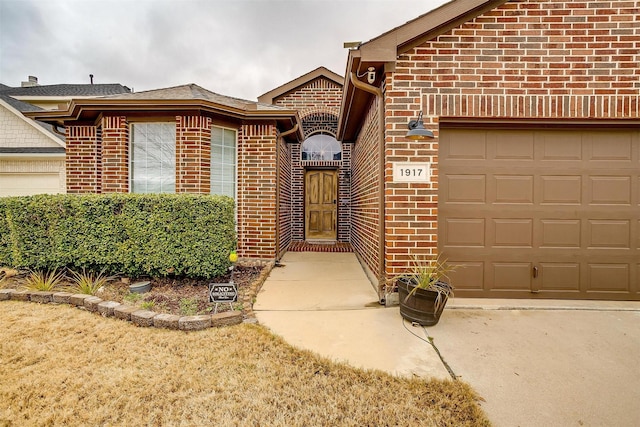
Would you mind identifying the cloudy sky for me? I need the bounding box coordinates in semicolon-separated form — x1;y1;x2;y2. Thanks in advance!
0;0;449;100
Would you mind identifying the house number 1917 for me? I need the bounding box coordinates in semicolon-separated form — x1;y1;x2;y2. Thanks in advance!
400;168;423;177
392;162;430;183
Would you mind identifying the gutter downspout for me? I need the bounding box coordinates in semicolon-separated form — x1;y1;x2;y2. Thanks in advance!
278;123;299;139
275;123;299;261
52;124;66;137
349;72;386;301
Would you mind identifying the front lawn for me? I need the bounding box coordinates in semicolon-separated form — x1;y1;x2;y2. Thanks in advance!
0;302;490;426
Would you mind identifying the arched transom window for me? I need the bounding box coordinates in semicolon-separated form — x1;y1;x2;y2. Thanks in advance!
301;133;341;161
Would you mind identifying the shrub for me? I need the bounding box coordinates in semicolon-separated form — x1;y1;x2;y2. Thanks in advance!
0;194;236;279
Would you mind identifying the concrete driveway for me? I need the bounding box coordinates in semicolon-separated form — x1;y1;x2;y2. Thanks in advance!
254;252;640;426
429;302;640;426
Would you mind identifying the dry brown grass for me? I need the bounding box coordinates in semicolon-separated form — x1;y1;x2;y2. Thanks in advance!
0;301;490;427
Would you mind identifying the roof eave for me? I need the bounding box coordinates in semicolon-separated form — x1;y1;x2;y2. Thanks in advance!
24;99;303;142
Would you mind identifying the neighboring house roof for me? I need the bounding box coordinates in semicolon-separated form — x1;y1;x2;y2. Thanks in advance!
338;0;508;141
0;97;65;152
25;83;303;142
0;83;131;97
258;67;344;104
0;93;42;112
0;94;65;142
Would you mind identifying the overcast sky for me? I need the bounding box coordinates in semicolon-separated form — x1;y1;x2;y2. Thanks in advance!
0;0;449;100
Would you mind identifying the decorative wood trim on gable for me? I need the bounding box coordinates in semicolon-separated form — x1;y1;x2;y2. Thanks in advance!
258;67;344;105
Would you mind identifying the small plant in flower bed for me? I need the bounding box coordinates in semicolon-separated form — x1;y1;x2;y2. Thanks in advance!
69;269;113;295
24;269;65;291
179;297;200;316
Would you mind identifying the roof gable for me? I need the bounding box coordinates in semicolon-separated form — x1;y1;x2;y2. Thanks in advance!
258;67;344;104
358;0;508;62
0;98;65;148
339;0;509;141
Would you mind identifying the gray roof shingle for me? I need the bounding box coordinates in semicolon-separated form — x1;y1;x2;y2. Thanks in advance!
0;83;131;97
103;83;286;111
0;94;43;112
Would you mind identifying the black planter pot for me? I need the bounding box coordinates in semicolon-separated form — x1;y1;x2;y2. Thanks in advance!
397;278;450;326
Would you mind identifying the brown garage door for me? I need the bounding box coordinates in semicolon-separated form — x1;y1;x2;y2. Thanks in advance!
439;127;640;300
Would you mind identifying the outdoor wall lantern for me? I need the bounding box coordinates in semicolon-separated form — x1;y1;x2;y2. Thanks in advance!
406;111;435;140
367;67;376;84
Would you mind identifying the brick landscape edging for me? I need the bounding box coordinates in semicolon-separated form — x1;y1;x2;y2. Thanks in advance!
0;261;275;330
0;288;243;330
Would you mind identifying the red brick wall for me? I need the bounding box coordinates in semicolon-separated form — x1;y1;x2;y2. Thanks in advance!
176;116;212;193
237;124;278;258
351;95;382;279
272;77;350;242
101;116;128;193
66;125;100;193
65;115;284;260
278;137;292;254
384;0;640;276
273;78;343;117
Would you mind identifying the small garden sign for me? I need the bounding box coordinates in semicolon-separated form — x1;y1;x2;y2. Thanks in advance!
209;283;238;303
209;282;238;314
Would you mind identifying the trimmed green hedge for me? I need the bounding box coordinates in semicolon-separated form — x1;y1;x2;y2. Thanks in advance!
0;193;236;279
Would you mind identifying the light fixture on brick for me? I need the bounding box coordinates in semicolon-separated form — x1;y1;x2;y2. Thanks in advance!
406;111;434;140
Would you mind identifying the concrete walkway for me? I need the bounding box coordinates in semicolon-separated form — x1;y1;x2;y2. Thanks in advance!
254;252;640;427
254;251;451;379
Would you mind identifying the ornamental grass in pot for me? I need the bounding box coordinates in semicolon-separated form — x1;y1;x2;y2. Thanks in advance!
396;255;456;326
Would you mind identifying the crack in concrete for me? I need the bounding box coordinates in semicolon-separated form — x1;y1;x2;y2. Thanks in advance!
422;326;458;380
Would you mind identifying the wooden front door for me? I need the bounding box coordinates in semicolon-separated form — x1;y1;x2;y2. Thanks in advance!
305;169;337;240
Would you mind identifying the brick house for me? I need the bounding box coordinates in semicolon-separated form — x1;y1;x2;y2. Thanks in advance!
28;0;639;301
27;84;304;260
338;0;639;300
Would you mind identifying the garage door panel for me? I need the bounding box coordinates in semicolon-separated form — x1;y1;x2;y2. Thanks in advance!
587;220;630;249
492;219;533;247
440;127;639;301
587;264;630;291
540;175;582;204
442;130;487;159
494;175;533;204
541;132;582;160
589;176;631;205
491;130;534;160
540;263;581;291
540;220;581;248
445;175;485;203
589;132;633;161
442;219;485;247
0;173;62;196
491;262;532;290
446;261;484;291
